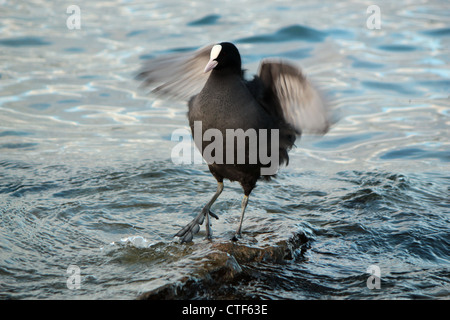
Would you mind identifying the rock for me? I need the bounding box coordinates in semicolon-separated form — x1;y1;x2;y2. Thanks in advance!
137;229;311;300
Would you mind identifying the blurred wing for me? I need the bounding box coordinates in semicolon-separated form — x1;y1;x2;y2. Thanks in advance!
136;44;213;100
258;59;330;134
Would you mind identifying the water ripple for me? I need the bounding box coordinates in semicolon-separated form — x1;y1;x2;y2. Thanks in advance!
187;14;221;26
237;24;326;43
0;36;52;47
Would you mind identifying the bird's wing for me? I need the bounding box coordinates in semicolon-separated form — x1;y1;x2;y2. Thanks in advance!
136;44;213;100
258;59;330;134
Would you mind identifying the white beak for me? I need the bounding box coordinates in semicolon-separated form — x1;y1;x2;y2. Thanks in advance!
204;44;222;73
204;59;218;73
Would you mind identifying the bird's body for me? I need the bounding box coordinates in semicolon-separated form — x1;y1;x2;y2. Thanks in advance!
188;71;288;190
137;42;330;242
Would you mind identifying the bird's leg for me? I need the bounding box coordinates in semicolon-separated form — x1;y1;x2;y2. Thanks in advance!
175;182;223;242
232;195;249;241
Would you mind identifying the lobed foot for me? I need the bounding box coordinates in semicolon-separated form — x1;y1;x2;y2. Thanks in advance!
175;208;219;243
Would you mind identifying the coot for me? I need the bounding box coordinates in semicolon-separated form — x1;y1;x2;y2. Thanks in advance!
137;42;330;242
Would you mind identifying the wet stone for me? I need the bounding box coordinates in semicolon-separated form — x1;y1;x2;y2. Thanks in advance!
138;230;311;300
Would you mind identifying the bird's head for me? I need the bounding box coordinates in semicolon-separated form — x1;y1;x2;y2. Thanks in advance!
204;42;242;74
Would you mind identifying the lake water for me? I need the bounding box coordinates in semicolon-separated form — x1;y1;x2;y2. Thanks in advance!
0;0;449;300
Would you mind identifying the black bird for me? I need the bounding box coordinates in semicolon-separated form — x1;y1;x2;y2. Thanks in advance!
137;42;330;242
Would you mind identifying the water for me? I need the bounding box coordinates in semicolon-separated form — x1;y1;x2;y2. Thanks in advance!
0;0;449;300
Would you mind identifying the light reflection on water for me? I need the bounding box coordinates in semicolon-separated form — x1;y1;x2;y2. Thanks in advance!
0;0;449;299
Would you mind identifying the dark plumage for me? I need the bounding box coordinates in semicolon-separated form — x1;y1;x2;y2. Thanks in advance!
137;42;330;242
